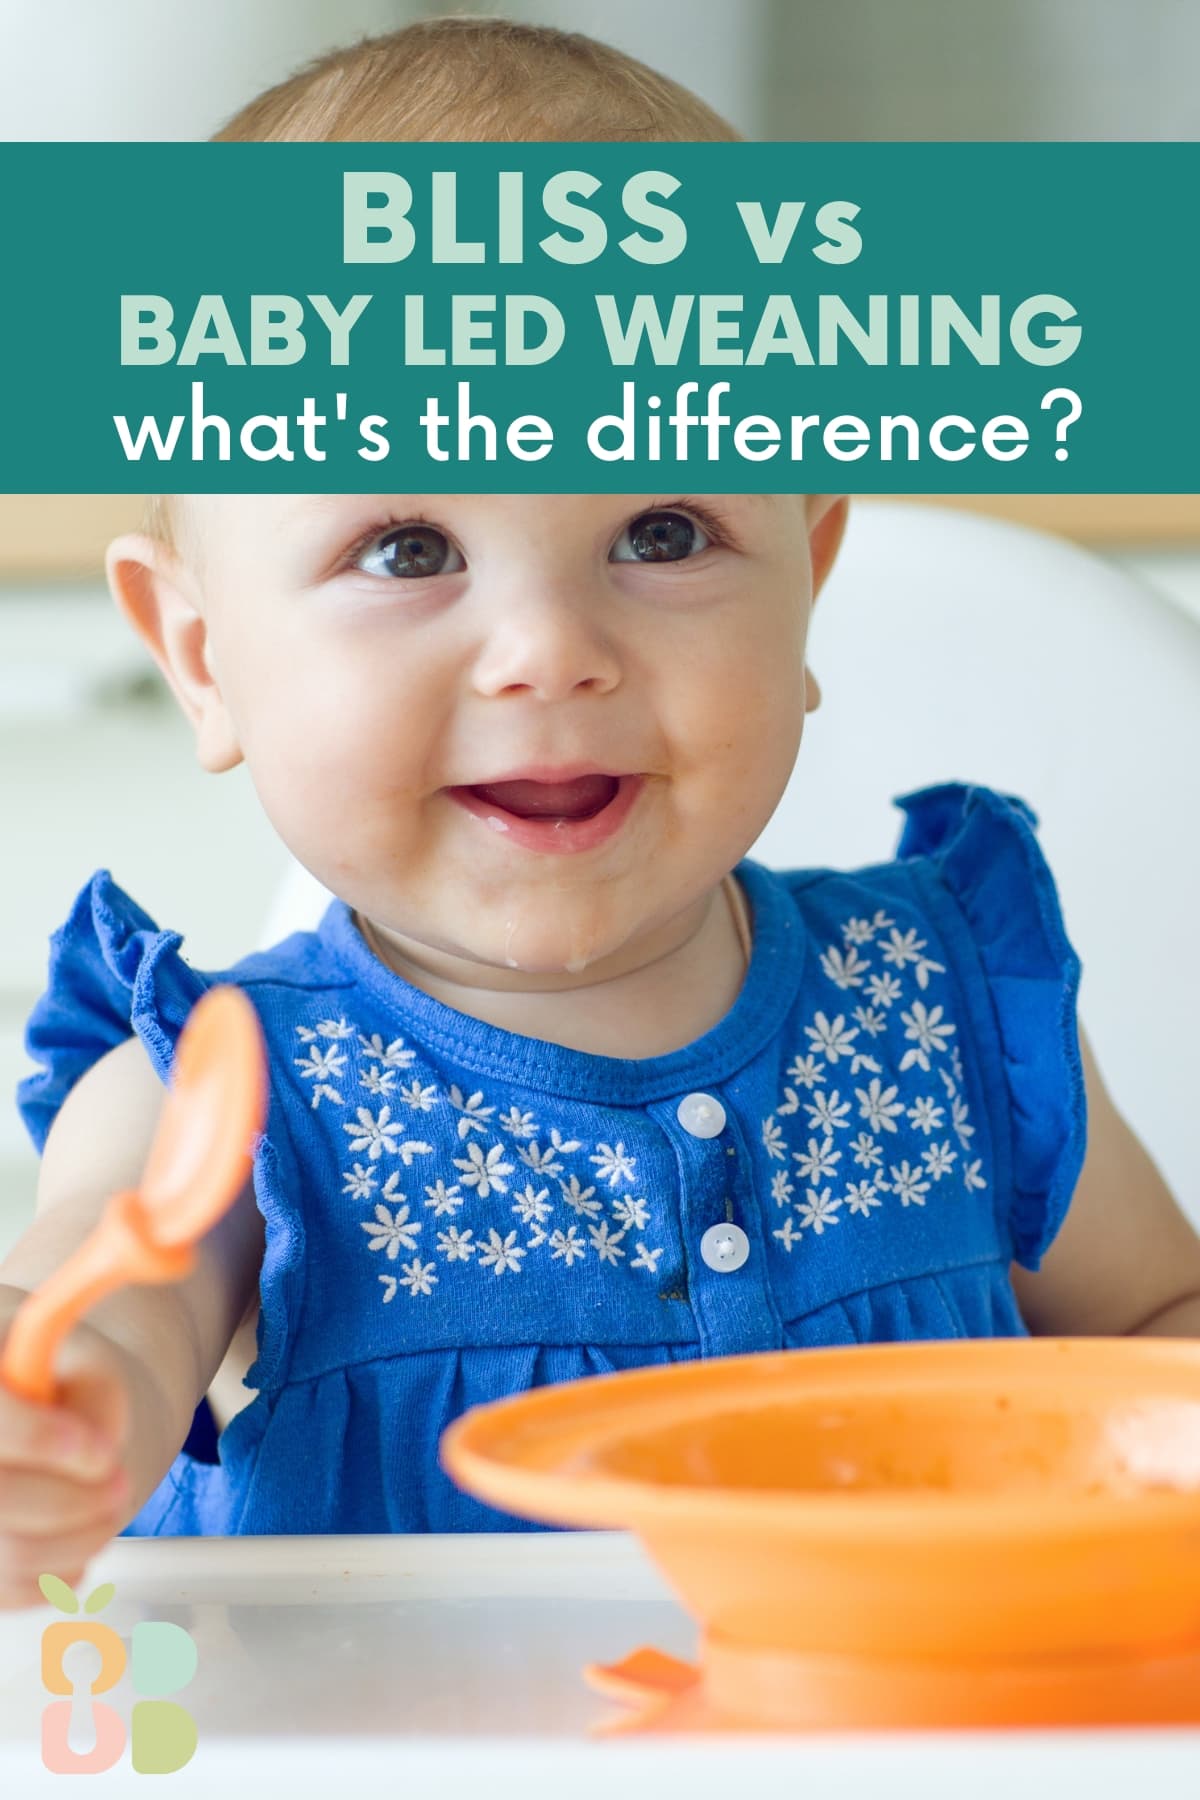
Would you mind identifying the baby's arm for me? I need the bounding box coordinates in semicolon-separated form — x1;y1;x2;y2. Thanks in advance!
1010;1024;1200;1336
0;1034;264;1550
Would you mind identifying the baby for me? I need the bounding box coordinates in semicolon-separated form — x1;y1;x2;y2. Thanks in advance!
3;17;1199;1605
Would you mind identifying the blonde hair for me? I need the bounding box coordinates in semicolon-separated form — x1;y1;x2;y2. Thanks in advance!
146;15;743;546
213;14;742;145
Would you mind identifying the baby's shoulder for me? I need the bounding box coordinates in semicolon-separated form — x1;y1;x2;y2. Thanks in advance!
17;871;356;1153
771;781;1064;972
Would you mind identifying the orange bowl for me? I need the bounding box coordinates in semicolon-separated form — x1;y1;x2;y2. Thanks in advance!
440;1339;1200;1667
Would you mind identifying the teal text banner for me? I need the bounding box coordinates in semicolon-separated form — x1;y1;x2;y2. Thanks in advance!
0;142;1195;492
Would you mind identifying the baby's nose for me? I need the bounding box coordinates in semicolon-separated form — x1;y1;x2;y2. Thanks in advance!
472;589;622;702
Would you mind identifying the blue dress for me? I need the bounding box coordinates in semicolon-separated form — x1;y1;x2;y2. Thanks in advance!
16;784;1085;1536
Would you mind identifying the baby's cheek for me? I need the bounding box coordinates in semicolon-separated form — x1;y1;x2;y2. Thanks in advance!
704;649;804;758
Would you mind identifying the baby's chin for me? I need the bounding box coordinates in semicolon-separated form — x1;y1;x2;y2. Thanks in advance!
478;922;620;980
448;898;637;981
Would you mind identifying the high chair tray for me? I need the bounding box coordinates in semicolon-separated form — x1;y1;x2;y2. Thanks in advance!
1;1533;1198;1797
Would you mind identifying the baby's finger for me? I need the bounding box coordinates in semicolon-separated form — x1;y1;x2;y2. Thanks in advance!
0;1511;126;1611
0;1462;131;1536
0;1387;117;1481
56;1357;132;1461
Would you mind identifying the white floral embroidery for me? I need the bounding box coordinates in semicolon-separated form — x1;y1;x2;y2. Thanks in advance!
786;1053;825;1089
880;928;926;973
820;944;872;989
499;1106;538;1139
309;889;994;1310
590;1141;637;1187
398;1139;434;1166
344;1105;402;1160
343;1163;377;1201
889;1161;931;1208
865;971;903;1009
773;1216;802;1252
437;1226;476;1262
913;953;946;990
856;1077;904;1134
770;1169;795;1208
398;1258;438;1297
898;1002;956;1073
850;1132;883;1170
550;1225;588;1266
559;1174;602;1218
844;1180;882;1218
312;1010;689;1302
453;1141;514;1197
805;1012;859;1062
853;1005;887;1037
423;1179;464;1216
805;1090;851;1133
358;1033;416;1068
344;1104;429;1167
762;1116;787;1162
951;1095;975;1148
794;1135;841;1182
761;897;990;1258
906;1096;945;1135
295;1043;348;1085
477;1229;526;1275
798;1187;841;1234
612;1194;651;1232
398;1079;439;1112
361;1202;422;1257
361;1065;397;1098
517;1140;566;1179
447;1085;496;1139
589;1220;627;1264
512;1183;553;1229
923;1140;957;1180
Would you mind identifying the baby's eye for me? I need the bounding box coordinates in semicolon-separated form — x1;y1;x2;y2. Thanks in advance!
355;523;464;579
610;509;712;564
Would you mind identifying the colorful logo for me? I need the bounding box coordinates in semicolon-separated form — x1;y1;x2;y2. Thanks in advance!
38;1572;198;1775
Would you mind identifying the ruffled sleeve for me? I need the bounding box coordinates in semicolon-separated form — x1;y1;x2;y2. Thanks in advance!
893;784;1087;1271
17;871;208;1153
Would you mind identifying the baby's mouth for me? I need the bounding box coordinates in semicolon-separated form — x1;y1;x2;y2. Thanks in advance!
463;774;621;822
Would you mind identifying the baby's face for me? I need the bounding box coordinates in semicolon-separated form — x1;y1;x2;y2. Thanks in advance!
185;493;819;978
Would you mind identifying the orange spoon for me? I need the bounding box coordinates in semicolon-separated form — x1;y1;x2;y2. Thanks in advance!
1;985;267;1408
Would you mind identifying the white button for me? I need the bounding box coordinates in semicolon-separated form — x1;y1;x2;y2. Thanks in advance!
700;1222;750;1273
677;1091;727;1138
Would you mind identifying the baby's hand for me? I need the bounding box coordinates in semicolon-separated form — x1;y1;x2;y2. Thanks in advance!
0;1294;134;1609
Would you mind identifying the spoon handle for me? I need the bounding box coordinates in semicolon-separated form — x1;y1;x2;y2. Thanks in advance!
0;1191;195;1407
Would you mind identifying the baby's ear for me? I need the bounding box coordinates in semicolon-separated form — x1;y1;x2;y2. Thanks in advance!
802;496;848;715
105;533;243;773
807;495;849;600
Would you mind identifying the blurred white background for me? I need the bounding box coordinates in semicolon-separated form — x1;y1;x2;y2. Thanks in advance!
1;0;1196;141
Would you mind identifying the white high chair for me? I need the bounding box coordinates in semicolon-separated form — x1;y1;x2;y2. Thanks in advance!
259;501;1200;1219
